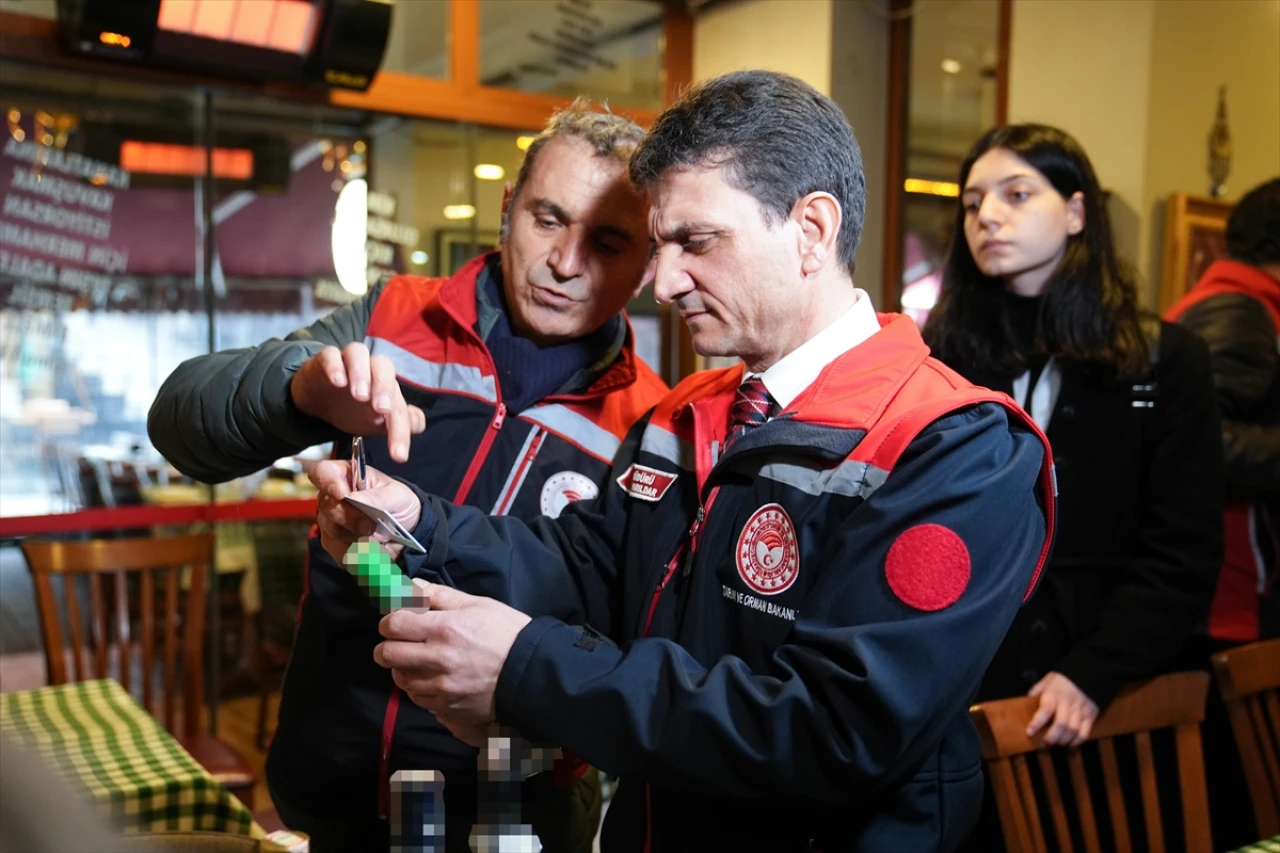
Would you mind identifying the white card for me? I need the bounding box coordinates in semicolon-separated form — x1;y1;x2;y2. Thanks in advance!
342;493;428;554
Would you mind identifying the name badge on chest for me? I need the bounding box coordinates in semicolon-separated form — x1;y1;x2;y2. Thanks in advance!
616;463;678;502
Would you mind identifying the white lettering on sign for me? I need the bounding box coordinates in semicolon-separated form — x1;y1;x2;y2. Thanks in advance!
58;265;112;294
0;140;134;314
11;166;116;213
721;584;796;622
315;278;362;304
0;249;58;283
366;216;420;247
3;194;113;240
85;244;128;274
7;281;76;312
616;463;678;502
367;190;397;218
4;138;129;189
365;239;395;267
0;220;85;262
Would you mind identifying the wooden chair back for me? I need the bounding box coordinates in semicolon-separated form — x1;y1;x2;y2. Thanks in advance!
20;534;212;738
1212;638;1280;836
970;671;1212;853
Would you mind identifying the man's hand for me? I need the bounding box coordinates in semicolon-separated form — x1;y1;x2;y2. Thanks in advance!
1026;671;1100;747
291;343;426;462
374;584;532;745
310;460;423;563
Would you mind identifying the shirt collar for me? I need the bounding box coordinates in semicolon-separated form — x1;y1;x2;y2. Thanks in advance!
747;289;880;410
473;254;505;341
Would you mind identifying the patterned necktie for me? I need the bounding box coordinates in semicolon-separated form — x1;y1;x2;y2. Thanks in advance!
725;376;778;451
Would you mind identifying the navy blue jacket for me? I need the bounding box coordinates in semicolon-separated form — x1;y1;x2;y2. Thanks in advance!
399;314;1056;852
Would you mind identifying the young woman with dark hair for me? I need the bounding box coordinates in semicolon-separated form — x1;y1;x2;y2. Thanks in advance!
926;124;1225;849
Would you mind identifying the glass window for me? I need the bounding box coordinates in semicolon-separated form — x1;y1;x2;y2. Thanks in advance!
898;0;999;325
378;0;451;78
381;121;523;279
1;63;202;517
1;60;668;523
208;92;369;327
479;0;664;110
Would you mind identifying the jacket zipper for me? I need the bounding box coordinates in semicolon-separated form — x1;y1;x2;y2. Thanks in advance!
642;506;703;637
377;401;507;818
491;427;545;516
453;403;508;505
641;488;717;849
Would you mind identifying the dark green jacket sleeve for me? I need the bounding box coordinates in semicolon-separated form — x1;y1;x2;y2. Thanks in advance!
146;283;386;483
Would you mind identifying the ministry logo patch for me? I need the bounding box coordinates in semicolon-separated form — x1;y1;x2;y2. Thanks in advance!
540;471;599;518
735;503;799;595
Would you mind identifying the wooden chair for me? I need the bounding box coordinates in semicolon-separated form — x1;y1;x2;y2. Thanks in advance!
970;671;1212;853
1212;638;1280;837
21;534;256;808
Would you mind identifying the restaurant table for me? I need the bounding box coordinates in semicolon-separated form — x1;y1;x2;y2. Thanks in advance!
0;679;262;837
1230;838;1280;853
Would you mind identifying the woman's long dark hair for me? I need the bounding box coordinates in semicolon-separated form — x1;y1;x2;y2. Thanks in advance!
923;124;1148;378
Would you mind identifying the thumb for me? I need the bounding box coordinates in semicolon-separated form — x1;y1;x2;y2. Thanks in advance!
1026;692;1056;738
310;459;353;500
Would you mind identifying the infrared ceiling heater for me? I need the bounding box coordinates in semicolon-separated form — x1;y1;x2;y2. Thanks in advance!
55;0;392;92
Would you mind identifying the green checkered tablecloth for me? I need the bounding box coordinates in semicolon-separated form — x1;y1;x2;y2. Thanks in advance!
0;679;258;836
1231;838;1280;853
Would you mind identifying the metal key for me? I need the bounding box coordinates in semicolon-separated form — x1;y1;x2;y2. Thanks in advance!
350;435;367;492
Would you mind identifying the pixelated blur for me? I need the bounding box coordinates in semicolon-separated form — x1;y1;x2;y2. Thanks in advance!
468;820;541;853
342;538;431;613
479;730;560;780
390;770;444;853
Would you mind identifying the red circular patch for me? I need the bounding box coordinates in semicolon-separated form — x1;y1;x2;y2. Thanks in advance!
885;524;971;611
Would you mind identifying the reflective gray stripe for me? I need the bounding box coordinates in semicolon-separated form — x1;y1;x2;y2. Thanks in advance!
490;425;542;515
756;457;889;500
366;336;497;403
639;425;694;471
521;404;620;462
1248;504;1266;593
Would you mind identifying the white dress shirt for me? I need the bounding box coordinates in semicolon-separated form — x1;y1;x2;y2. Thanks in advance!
746;289;881;410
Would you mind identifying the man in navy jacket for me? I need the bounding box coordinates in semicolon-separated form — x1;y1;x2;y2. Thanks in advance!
312;71;1055;852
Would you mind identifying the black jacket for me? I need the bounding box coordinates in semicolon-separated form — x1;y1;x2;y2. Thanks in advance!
952;320;1224;709
1175;286;1279;497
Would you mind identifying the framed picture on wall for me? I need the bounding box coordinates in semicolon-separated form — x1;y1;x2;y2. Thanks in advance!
436;229;500;277
1160;193;1234;312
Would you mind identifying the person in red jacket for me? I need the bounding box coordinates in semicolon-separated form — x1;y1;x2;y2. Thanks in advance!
1167;175;1280;849
148;101;668;853
1168;176;1280;646
308;70;1055;852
